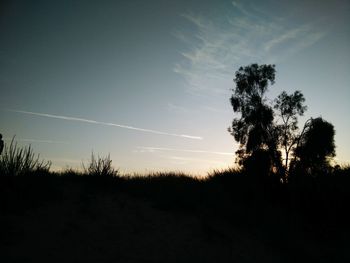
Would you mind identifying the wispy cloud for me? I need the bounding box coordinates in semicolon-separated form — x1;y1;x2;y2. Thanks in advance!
8;109;203;140
136;146;234;156
175;1;328;95
167;103;192;114
264;24;312;52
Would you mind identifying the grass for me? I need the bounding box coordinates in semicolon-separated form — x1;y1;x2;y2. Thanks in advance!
82;152;119;177
1;140;350;262
0;137;51;176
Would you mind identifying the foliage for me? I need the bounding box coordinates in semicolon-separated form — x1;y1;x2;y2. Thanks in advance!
273;90;307;174
229;64;277;167
293;117;336;174
229;64;336;179
83;152;118;177
0;137;51;176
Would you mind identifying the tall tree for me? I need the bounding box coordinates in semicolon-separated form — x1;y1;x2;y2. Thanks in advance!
229;64;276;168
274;90;307;174
229;64;337;179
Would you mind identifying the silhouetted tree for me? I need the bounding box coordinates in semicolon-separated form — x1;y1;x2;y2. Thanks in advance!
229;64;337;181
228;64;279;173
274;91;307;176
293;117;336;174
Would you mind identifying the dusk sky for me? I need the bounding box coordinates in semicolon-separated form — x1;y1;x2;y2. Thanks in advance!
1;0;349;174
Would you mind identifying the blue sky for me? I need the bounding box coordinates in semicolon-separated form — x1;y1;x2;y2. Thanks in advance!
1;0;349;174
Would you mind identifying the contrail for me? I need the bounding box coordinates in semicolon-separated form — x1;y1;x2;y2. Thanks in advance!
137;146;234;155
8;109;203;140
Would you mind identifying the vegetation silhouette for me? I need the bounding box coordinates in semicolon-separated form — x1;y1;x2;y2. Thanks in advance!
274;90;307;175
292;117;336;175
229;64;336;181
83;152;119;177
1;150;349;262
0;133;3;155
0;136;51;176
0;63;349;262
228;64;280;177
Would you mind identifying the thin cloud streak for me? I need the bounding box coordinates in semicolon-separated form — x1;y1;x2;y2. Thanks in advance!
8;109;203;140
137;146;234;156
264;24;312;52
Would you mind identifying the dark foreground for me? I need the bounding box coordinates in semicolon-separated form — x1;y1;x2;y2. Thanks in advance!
1;172;349;263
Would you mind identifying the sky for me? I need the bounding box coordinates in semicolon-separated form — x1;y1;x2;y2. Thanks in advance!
1;0;349;175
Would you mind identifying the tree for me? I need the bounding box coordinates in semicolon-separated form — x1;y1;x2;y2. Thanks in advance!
293;117;336;174
229;64;278;172
229;64;336;180
273;90;307;175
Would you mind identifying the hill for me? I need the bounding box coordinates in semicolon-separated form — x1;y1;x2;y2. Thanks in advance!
1;170;349;262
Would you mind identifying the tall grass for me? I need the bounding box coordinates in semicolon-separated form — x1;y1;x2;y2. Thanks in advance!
83;152;118;177
0;137;51;176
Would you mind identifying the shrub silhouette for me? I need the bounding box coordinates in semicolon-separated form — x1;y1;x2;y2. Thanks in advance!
0;136;51;176
83;152;118;177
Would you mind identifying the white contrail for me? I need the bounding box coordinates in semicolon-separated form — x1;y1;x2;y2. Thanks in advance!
8;109;203;140
137;146;234;156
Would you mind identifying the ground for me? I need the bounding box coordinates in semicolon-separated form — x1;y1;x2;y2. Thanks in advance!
1;174;349;262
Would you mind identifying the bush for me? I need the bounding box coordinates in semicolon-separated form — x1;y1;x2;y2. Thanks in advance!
83;153;118;177
0;137;51;176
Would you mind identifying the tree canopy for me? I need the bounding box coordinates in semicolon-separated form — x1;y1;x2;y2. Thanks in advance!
293;117;336;173
229;64;336;179
229;64;276;168
274;90;307;174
